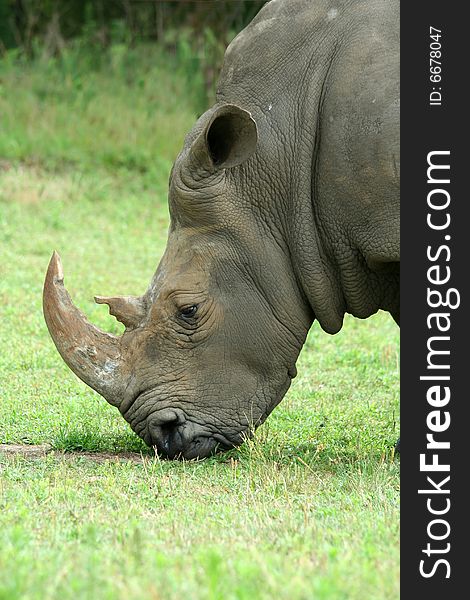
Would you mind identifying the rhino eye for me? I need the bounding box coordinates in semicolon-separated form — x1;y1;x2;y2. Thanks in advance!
179;305;198;320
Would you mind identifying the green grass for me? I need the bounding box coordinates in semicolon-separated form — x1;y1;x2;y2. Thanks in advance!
0;46;399;600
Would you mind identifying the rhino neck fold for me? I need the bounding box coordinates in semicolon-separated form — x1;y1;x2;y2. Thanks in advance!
286;199;345;335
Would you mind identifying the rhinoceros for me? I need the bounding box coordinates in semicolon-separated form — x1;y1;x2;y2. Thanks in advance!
43;0;399;459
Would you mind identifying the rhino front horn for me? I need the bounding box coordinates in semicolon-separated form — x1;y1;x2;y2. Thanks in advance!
43;251;125;406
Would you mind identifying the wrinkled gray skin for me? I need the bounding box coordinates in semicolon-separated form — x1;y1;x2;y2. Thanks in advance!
127;0;399;457
47;0;399;459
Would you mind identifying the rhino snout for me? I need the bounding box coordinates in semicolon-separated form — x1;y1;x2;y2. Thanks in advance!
147;410;227;460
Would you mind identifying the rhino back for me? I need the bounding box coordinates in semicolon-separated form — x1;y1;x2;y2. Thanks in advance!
217;0;341;148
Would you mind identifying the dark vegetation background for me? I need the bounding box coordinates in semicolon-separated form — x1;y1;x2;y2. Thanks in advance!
0;0;266;108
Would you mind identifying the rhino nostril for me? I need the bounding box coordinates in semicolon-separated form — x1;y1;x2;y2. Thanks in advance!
160;421;178;453
150;410;181;428
148;411;185;457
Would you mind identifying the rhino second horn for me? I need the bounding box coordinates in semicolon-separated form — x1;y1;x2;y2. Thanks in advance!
43;251;125;406
94;295;145;329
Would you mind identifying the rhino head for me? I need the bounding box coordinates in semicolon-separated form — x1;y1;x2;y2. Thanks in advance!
43;104;312;459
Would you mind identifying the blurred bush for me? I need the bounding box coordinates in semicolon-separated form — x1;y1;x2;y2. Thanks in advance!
0;0;266;104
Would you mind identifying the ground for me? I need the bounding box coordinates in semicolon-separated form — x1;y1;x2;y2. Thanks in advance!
0;46;399;599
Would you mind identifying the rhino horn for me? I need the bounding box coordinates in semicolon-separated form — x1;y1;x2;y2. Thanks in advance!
43;251;125;406
94;295;145;329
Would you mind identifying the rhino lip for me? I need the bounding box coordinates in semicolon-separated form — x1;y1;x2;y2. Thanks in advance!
153;433;231;460
125;389;240;459
140;410;235;460
213;432;235;450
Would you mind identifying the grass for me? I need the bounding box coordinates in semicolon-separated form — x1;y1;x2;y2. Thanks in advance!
0;45;399;599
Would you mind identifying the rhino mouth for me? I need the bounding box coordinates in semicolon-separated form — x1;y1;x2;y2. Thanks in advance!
150;428;234;460
154;433;231;460
127;403;235;459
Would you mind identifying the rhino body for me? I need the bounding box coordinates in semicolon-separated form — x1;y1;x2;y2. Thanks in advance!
44;0;399;458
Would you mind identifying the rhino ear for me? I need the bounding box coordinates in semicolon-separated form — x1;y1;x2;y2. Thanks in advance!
192;104;258;171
